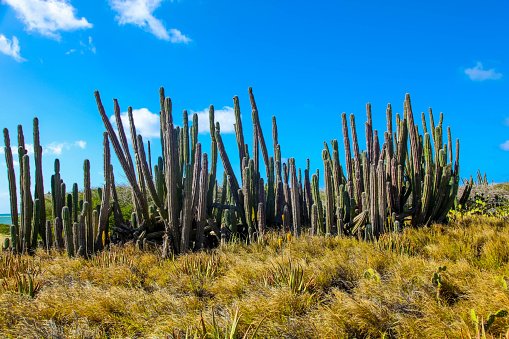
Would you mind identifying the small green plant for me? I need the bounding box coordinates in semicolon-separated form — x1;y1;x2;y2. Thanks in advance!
194;306;264;339
431;265;447;302
15;272;41;298
180;253;222;280
470;308;508;334
363;268;381;283
264;258;314;294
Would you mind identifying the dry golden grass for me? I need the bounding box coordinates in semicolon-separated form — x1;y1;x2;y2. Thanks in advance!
1;215;509;338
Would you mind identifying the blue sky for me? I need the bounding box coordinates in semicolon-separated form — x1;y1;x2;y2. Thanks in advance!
0;0;508;213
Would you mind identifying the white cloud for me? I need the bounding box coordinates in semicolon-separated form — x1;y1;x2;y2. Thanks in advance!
465;62;503;81
45;142;65;155
109;0;190;43
168;28;191;44
504;118;509;127
43;140;86;155
75;140;87;149
501;140;509;151
3;0;92;39
0;34;26;62
110;108;161;139
192;106;235;134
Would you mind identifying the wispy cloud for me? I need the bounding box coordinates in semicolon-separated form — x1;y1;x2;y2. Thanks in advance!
109;0;191;43
44;140;87;155
464;62;503;81
81;36;96;54
75;140;87;149
3;0;92;40
500;140;509;151
67;35;96;55
167;28;191;44
110;108;161;139
192;106;236;134
0;34;26;62
1;140;86;156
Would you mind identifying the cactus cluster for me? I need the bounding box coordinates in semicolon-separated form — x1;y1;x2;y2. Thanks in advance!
2;89;466;257
3;119;113;257
319;94;461;238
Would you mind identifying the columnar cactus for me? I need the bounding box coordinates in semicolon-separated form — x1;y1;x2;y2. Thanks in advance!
33;118;47;245
51;159;64;220
195;153;208;250
83;159;94;254
54;216;64;250
289;158;301;237
3;128;19;252
21;154;33;253
95;133;112;251
62;206;77;257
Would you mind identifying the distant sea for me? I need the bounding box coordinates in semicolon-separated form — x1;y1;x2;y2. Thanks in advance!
0;214;12;225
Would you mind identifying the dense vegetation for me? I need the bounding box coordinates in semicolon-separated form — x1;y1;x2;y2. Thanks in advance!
1;88;469;257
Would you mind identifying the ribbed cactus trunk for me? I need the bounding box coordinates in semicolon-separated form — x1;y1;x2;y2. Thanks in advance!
207;106;218;215
180;164;193;252
51;159;64;221
289;158;301;237
83;160;94;254
162;96;179;256
21;154;33;253
31;198;41;250
323;150;334;235
77;201;89;257
17;125;26;246
62;206;74;257
195;153;208;250
3;128;19;252
54;216;64;250
33;118;47;246
95;133;112;251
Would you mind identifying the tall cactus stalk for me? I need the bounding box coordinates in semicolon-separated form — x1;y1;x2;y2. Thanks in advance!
21;154;32;253
83;159;94;254
95;133;112;251
31;198;41;250
289;158;301;237
62;206;74;256
3;128;19;252
33;118;46;245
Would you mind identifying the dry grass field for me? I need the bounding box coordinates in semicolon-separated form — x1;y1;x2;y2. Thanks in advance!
1;214;509;338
